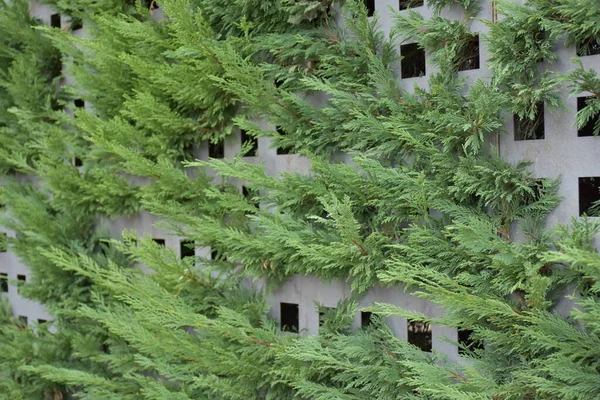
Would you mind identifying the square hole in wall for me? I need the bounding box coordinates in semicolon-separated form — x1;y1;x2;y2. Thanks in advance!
579;177;600;216
363;0;375;17
152;238;166;246
399;0;423;10
458;329;484;355
211;248;219;261
38;319;47;324
280;302;299;333
179;239;195;259
577;96;599;137
143;0;159;8
0;273;7;293
458;35;480;71
17;274;26;284
523;178;545;206
275;127;295;155
50;13;61;28
71;18;83;31
514;103;545;140
74;99;85;109
18;316;28;326
0;232;6;252
183;143;194;160
577;37;600;57
208;140;224;159
241;129;258;157
318;307;336;327
400;43;426;79
407;320;432;352
73;157;83;167
361;311;373;328
242;186;259;212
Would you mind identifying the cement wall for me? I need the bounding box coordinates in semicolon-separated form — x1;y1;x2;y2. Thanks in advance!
1;0;597;362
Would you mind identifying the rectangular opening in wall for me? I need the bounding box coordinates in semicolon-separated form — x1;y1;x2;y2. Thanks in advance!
579;177;600;216
0;273;7;293
458;329;483;355
0;232;6;252
71;18;83;31
179;240;195;259
514;102;545;140
208;140;224;159
364;0;375;17
458;35;480;71
74;99;85;109
318;307;336;327
400;43;426;79
577;96;599;137
211;248;219;261
17;274;26;283
50;13;61;28
241;129;258;157
18;316;28;326
577;37;600;57
242;186;259;212
361;311;373;328
152;238;166;246
407;320;432;352
38;319;47;324
275;127;295;155
523;178;544;206
399;0;424;10
143;0;159;9
280;302;299;333
73;157;83;167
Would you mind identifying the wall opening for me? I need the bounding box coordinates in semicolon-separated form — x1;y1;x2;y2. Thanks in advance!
0;232;6;252
280;302;299;333
50;13;61;28
276;127;295;155
577;37;600;57
579;177;600;216
399;0;424;10
400;43;426;79
16;275;26;297
514;102;545;140
361;311;373;328
242;186;259;213
152;238;166;246
180;239;195;259
208;140;224;159
71;18;83;31
0;273;7;293
577;96;599;137
458;35;480;71
364;0;375;17
458;329;483;355
241;129;258;157
318;307;336;327
407;320;432;352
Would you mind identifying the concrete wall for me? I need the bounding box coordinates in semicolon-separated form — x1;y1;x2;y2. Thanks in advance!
1;0;596;361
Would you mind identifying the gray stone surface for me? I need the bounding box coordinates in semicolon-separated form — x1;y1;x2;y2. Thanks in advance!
1;0;597;360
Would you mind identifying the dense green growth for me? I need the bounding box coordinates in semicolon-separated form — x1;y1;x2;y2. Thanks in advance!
1;0;600;398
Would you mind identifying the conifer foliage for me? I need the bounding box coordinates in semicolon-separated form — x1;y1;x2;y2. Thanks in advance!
1;0;600;399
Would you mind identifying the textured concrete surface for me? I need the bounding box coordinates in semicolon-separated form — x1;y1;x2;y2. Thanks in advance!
1;0;597;360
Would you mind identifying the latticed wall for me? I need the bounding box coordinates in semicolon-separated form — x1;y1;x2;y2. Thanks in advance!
1;0;599;364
